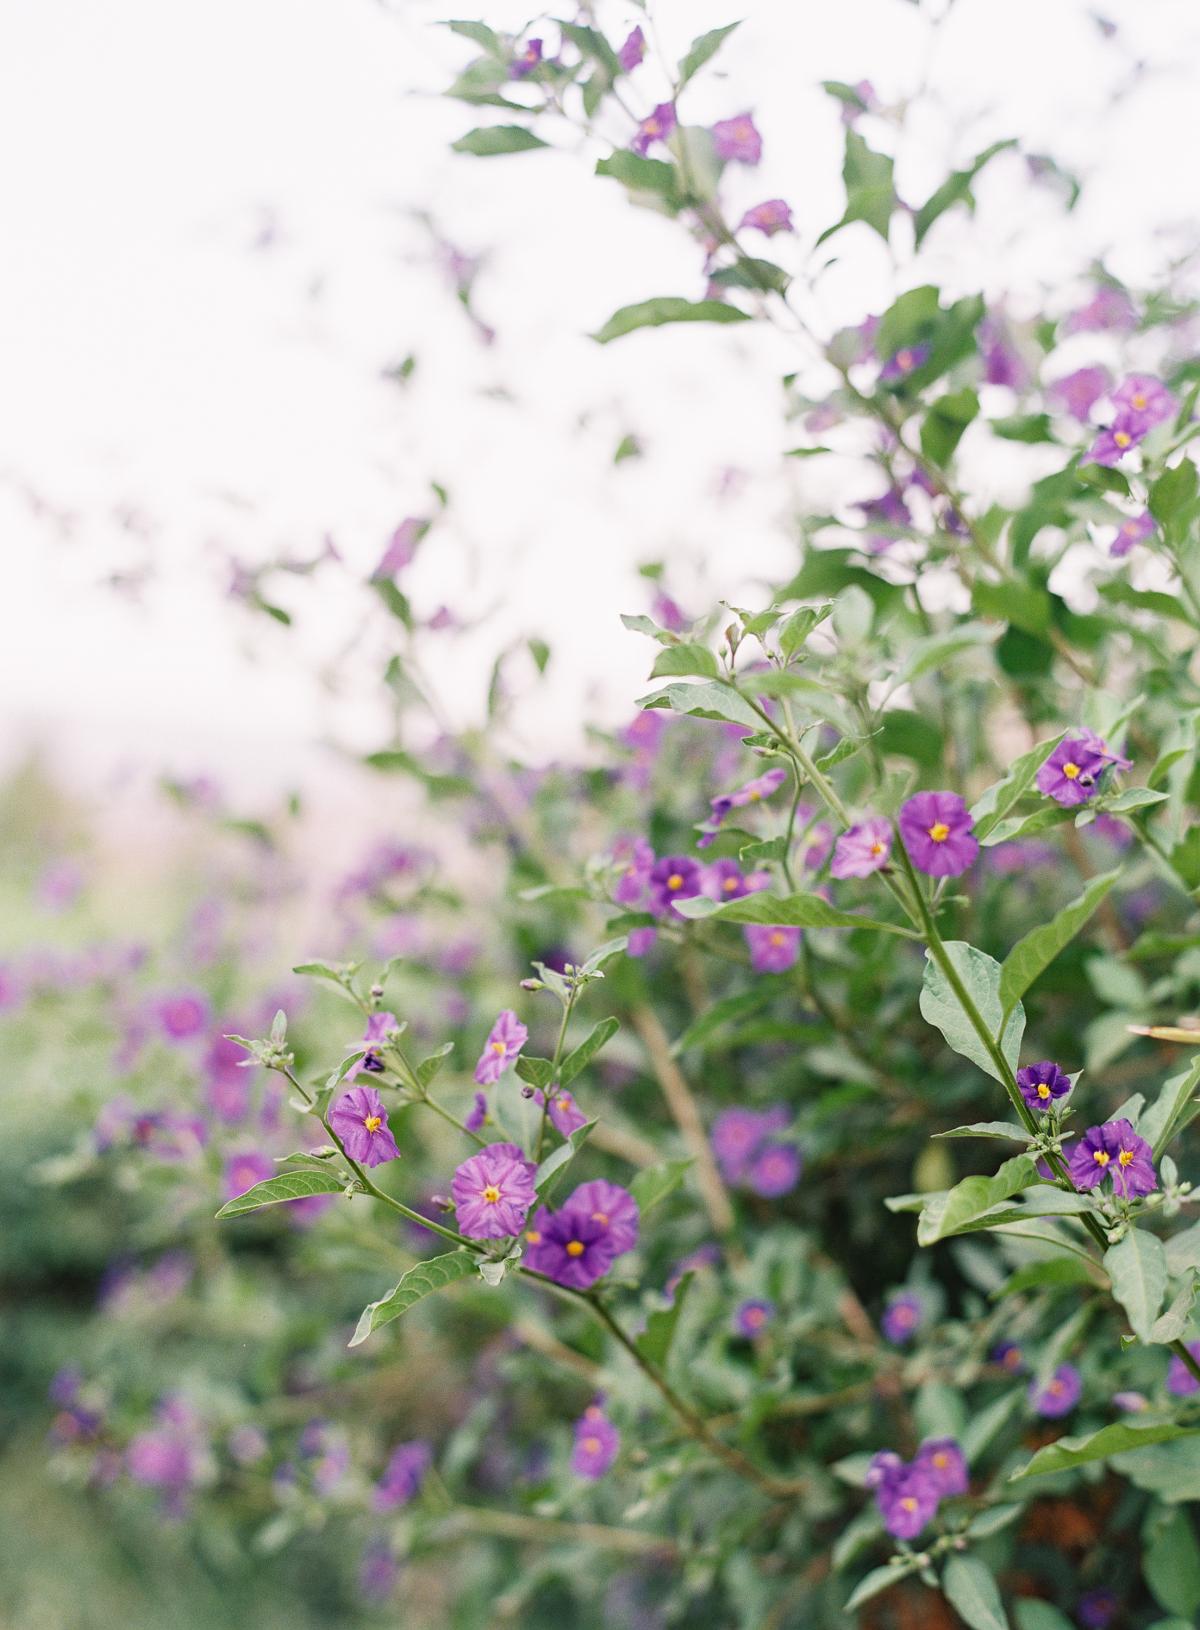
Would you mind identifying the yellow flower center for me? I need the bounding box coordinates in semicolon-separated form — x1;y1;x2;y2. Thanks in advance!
1093;1149;1110;1167
1119;1148;1134;1167
566;1240;585;1257
748;788;762;801
667;873;684;890
769;931;786;946
933;1453;948;1469
1049;1379;1064;1395
482;1184;502;1204
746;1307;765;1328
928;822;950;843
1132;392;1147;410
897;349;914;371
1003;1349;1021;1369
1063;761;1080;779
525;1229;541;1244
591;1211;610;1226
556;1096;571;1111
490;1040;506;1054
1114;430;1132;448
870;841;886;856
1037;1083;1051;1099
364;1115;382;1132
900;1496;918;1513
723;877;739;892
582;1435;602;1455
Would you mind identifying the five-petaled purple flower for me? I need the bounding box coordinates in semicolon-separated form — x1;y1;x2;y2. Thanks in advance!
568;1178;640;1254
537;1086;588;1137
831;818;892;879
748;1142;801;1197
570;1404;620;1478
452;1142;537;1239
631;102;676;156
1029;1362;1082;1417
1017;1060;1073;1112
1110;510;1157;558
738;198;793;236
712;112;762;165
523;1180;638;1288
881;1291;924;1344
1088;375;1176;464
745;923;801;974
648;855;702;916
329;1085;400;1167
701;767;788;846
734;1298;775;1337
1065;1119;1157;1199
916;1438;968;1497
474;1010;528;1085
1036;734;1118;805
898;791;978;877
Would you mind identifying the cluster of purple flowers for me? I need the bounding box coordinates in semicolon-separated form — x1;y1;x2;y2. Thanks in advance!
1088;375;1175;465
523;1178;639;1289
1064;1119;1157;1199
711;1107;801;1196
867;1439;968;1539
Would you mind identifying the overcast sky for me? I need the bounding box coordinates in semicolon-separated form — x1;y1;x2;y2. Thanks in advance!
2;0;1197;801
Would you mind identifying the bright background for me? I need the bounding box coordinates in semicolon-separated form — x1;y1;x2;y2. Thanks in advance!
2;0;1197;799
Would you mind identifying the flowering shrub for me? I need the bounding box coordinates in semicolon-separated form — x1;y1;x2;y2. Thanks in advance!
13;5;1200;1627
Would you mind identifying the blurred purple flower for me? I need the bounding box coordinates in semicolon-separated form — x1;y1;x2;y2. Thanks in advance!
372;517;429;580
734;1298;775;1337
744;924;801;974
831;818;892;879
374;1440;431;1511
882;1291;924;1344
1047;366;1110;421
739;198;793;236
1110;509;1157;558
712;112;762;164
570;1405;620;1478
631;102;676;155
617;26;645;71
1030;1362;1082;1417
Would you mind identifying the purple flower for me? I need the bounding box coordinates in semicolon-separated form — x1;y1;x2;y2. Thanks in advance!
1036;734;1118;805
465;1091;488;1133
734;1297;775;1337
542;1086;588;1137
648;855;701;917
355;1010;397;1075
898;791;978;877
627;926;657;957
567;1179;639;1255
452;1142;537;1239
1076;1588;1118;1630
617;25;645;71
1088;423;1140;465
1017;1060;1073;1112
879;344;930;383
1112;374;1175;434
915;1438;968;1497
1047;366;1111;421
474;1010;528;1085
509;37;543;78
373;1440;431;1511
992;1340;1025;1373
329;1085;400;1167
882;1291;924;1344
223;1150;274;1201
980;316;1027;390
631;102;676;156
840;79;878;124
748;1142;801;1197
831;818;892;879
745;924;801;974
372;517;428;581
701;767;788;846
612;834;655;905
1064;286;1136;334
571;1404;620;1478
876;1462;940;1539
1030;1362;1082;1417
155;990;210;1041
712;112;762;165
702;859;755;901
1065;1119;1157;1198
523;1207;617;1289
1167;1341;1200;1396
711;1106;790;1182
738;198;793;236
1110;510;1157;558
803;822;834;872
1112;1390;1148;1412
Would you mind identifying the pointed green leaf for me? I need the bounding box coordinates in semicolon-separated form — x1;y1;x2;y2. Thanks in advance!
1141;1059;1200;1157
999;870;1121;1019
534;1119;598;1204
676;22;741;88
637;680;760;730
592;297;753;345
629;1157;693;1215
846;1565;914;1612
649;643;719;679
942;1554;1010;1630
917;1154;1039;1245
452;125;549;157
970;734;1066;839
216;1169;346;1218
1014;1604;1076;1630
1105;1229;1168;1342
636;1273;692;1368
934;1121;1031;1142
559;1018;620;1087
674;890;913;935
920;941;1026;1083
1010;1420;1200;1480
1149;1273;1199;1345
349;1251;476;1346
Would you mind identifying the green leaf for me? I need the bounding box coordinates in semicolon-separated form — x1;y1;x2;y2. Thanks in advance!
981;805;1072;849
629;1157;693;1215
942;1554;1010;1630
1141;1059;1200;1157
559;1018;620;1087
893;622;997;689
677;21;740;87
595;150;682;207
1149;1273;1198;1346
514;1055;555;1090
415;1042;454;1089
649;643;719;679
992;1257;1097;1299
921;388;980;465
215;1169;346;1219
913;140;1016;246
1150;458;1199;530
636;1272;692;1367
1099;786;1167;813
1105;1229;1168;1342
637;680;761;730
916;1154;1039;1246
671;987;770;1055
973;577;1053;636
674;890;913;935
962;1390;1024;1461
998;869;1121;1019
348;1251;477;1346
452;125;549;157
1011;1420;1200;1481
1167;1220;1200;1278
557;20;621;77
534;1119;598;1204
445;19;505;55
819;129;894;243
970;734;1066;838
1145;1505;1200;1618
933;1121;1030;1142
919;941;1026;1084
1014;1604;1075;1630
846;1565;913;1613
592;297;752;345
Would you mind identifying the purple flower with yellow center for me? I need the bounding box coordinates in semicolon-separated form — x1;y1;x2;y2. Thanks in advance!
465;1091;488;1133
474;1009;528;1085
991;1340;1026;1373
831;818;892;879
222;1150;274;1201
1030;1362;1082;1417
568;1178;639;1254
1036;732;1126;805
702;766;788;846
631;101;676;156
745;923;801;974
702;858;752;901
748;1142;801;1197
712;112;762;165
355;1010;397;1075
1088;421;1141;465
373;1440;431;1511
329;1084;400;1167
539;1086;588;1137
1017;1059;1072;1112
915;1438;968;1497
571;1404;619;1478
523;1206;617;1289
734;1297;775;1337
882;1291;924;1344
1112;374;1175;434
898;791;978;877
508;37;543;78
880;344;930;383
648;855;701;917
452;1142;536;1239
617;25;645;71
1047;365;1110;422
1110;509;1157;558
738;198;793;236
1065;1118;1157;1198
876;1462;940;1540
711;1106;790;1182
1167;1341;1200;1396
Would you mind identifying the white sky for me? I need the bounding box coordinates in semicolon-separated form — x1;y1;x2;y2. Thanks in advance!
1;0;1198;801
